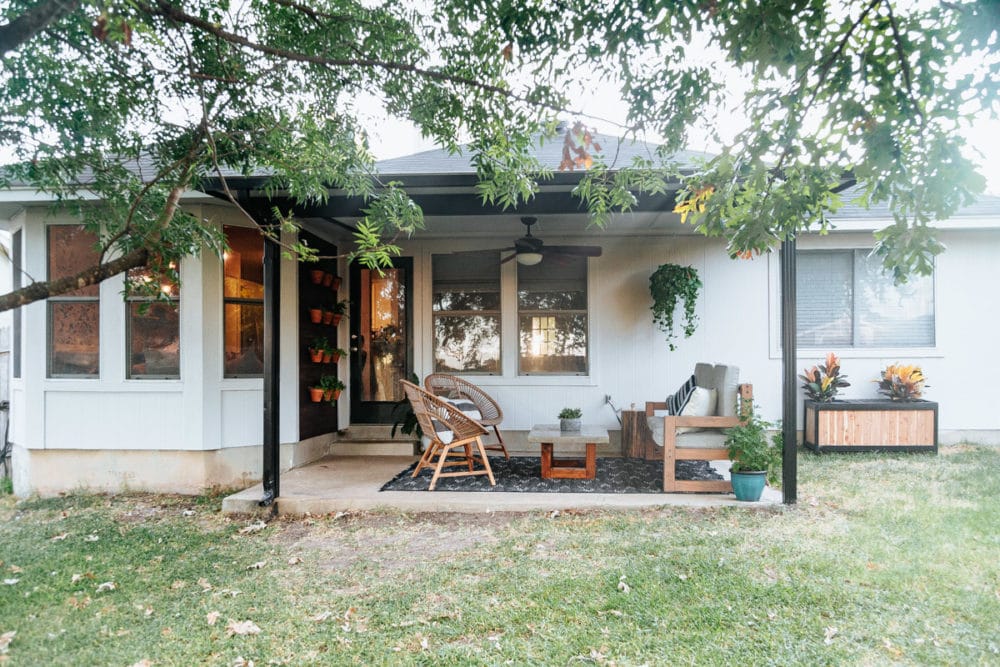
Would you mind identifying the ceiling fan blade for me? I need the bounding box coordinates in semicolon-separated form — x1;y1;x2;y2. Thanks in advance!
541;245;603;258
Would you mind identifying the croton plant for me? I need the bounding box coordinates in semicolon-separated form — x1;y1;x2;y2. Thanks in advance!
876;364;928;401
800;352;851;402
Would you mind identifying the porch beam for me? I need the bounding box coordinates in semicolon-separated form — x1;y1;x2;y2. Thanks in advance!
780;237;798;504
260;227;281;507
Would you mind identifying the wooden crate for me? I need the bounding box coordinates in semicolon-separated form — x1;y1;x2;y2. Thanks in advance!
803;399;938;454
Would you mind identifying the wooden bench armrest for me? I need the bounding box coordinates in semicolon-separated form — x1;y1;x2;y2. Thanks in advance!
644;402;667;416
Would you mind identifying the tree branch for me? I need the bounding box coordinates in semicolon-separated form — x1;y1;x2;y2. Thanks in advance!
0;0;78;55
0;248;149;312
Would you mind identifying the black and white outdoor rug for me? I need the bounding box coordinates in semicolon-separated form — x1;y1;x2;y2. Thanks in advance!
379;456;723;494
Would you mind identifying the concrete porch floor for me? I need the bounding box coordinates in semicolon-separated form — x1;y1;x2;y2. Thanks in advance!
222;454;783;515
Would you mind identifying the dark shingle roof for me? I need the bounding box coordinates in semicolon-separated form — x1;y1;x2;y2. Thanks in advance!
375;130;712;175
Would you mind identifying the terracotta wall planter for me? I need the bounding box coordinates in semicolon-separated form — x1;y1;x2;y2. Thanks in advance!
308;387;324;403
803;399;938;453
330;276;342;291
308;308;322;324
309;348;323;363
309;269;325;285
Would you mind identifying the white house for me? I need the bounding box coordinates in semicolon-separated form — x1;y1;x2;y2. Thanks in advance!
2;135;999;497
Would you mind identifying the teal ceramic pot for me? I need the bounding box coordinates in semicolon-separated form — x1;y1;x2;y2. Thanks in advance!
731;470;767;501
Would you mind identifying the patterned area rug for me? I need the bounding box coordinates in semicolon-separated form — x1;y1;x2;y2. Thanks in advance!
379;456;724;493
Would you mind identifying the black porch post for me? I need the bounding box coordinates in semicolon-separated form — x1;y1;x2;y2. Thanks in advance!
260;230;281;506
780;237;798;504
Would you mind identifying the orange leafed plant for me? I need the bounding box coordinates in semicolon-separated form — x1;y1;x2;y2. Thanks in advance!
558;121;601;171
875;364;928;401
799;352;850;402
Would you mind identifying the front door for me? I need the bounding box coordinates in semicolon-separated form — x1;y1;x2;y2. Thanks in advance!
349;258;413;423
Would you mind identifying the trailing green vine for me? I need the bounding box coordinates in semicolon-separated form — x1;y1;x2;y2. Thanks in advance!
649;263;702;351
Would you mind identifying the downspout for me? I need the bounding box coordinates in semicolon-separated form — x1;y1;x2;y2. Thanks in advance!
780;237;798;504
260;227;281;508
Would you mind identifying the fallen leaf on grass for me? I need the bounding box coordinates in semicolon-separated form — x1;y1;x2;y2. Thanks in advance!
67;595;92;609
238;521;267;535
206;611;220;626
6;566;21;574
182;510;195;517
2;580;18;586
197;578;213;591
129;659;153;667
311;611;332;623
617;575;630;594
70;573;94;584
0;631;14;654
287;557;303;565
83;534;99;542
232;657;254;667
245;561;267;571
96;582;116;593
225;620;261;637
824;626;838;644
170;580;185;590
50;533;69;542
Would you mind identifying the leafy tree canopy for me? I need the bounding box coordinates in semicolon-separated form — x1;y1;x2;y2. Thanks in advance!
0;0;997;309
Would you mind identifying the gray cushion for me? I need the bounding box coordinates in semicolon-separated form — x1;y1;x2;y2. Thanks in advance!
646;416;728;450
713;364;740;417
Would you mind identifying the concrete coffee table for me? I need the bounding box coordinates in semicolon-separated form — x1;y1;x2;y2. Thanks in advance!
526;424;610;480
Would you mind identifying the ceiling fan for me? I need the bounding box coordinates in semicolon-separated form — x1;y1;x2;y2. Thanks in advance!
499;217;602;265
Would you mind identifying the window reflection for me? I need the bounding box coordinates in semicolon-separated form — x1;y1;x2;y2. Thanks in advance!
432;252;501;373
47;225;100;377
517;257;588;375
223;226;264;377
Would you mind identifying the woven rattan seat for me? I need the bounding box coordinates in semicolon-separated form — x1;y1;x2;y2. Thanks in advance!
400;380;496;490
424;374;509;459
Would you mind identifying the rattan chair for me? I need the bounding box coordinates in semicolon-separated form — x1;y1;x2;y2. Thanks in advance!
424;374;509;459
400;380;496;491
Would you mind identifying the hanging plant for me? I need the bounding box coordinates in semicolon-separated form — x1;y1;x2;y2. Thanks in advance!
649;263;702;351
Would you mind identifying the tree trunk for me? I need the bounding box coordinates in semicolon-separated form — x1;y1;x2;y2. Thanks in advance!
0;247;149;312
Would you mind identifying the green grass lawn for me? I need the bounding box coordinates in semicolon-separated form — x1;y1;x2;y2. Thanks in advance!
1;445;998;666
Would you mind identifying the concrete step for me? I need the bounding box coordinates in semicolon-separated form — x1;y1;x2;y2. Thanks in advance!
330;440;417;456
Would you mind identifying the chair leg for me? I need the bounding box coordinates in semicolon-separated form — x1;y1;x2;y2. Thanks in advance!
412;441;439;478
474;437;496;486
492;425;510;459
428;443;454;491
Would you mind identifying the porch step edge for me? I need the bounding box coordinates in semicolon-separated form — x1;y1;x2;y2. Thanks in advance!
330;441;417;456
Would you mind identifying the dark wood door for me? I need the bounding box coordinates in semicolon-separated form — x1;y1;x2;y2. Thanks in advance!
349;258;413;423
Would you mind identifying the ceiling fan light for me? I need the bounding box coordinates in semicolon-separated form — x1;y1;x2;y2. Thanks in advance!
516;252;543;266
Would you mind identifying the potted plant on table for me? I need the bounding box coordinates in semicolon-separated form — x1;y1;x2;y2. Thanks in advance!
724;409;782;501
558;407;582;432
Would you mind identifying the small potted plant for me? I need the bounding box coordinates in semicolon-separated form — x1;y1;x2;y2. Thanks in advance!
309;268;325;285
875;364;928;401
322;272;334;287
329;347;347;363
307;384;324;402
309;337;328;363
724;409;782;502
329;275;342;292
558;407;582;432
320;375;345;402
331;300;349;327
799;352;850;402
307;305;323;323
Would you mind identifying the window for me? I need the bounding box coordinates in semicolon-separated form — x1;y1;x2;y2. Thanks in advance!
47;225;100;377
126;267;180;378
432;251;501;373
223;226;264;377
797;249;934;348
517;256;588;374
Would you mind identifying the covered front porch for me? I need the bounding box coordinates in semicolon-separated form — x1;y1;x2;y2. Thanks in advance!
221;449;783;516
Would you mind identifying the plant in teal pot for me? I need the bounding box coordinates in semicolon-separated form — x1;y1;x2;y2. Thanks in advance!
724;409;782;501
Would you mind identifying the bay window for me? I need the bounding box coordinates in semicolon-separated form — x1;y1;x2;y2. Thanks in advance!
47;225;100;377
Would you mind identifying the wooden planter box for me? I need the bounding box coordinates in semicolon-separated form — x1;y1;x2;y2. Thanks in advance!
803;399;938;454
